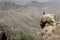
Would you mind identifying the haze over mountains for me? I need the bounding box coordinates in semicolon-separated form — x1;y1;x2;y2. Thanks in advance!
0;1;60;12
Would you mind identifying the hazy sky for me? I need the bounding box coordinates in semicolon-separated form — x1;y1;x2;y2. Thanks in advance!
1;0;60;3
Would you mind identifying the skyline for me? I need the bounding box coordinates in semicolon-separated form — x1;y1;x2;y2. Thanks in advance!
0;0;60;5
0;0;60;3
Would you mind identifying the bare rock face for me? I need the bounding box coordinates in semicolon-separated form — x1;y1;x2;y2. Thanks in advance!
40;14;57;40
40;14;56;28
46;34;60;40
46;21;60;40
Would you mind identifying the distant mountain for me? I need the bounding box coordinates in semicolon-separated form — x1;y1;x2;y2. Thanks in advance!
0;1;21;10
24;1;60;13
0;1;60;13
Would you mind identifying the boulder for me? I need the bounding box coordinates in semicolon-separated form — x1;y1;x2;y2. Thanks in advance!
40;14;57;40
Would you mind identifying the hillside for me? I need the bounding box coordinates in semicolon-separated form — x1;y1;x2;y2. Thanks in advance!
0;1;21;10
0;1;42;40
0;1;60;40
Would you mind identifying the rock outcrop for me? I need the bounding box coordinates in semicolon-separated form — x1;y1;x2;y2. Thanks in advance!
40;14;57;40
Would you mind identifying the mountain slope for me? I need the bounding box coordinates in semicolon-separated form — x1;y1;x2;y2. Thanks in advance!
0;1;21;10
0;1;60;40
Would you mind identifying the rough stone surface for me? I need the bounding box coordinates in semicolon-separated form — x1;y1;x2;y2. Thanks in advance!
40;14;57;40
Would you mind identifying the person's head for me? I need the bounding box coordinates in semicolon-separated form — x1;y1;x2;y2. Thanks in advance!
43;11;45;15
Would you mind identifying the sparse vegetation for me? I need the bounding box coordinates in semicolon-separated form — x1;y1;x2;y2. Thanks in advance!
20;34;35;40
0;1;60;40
12;32;35;40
